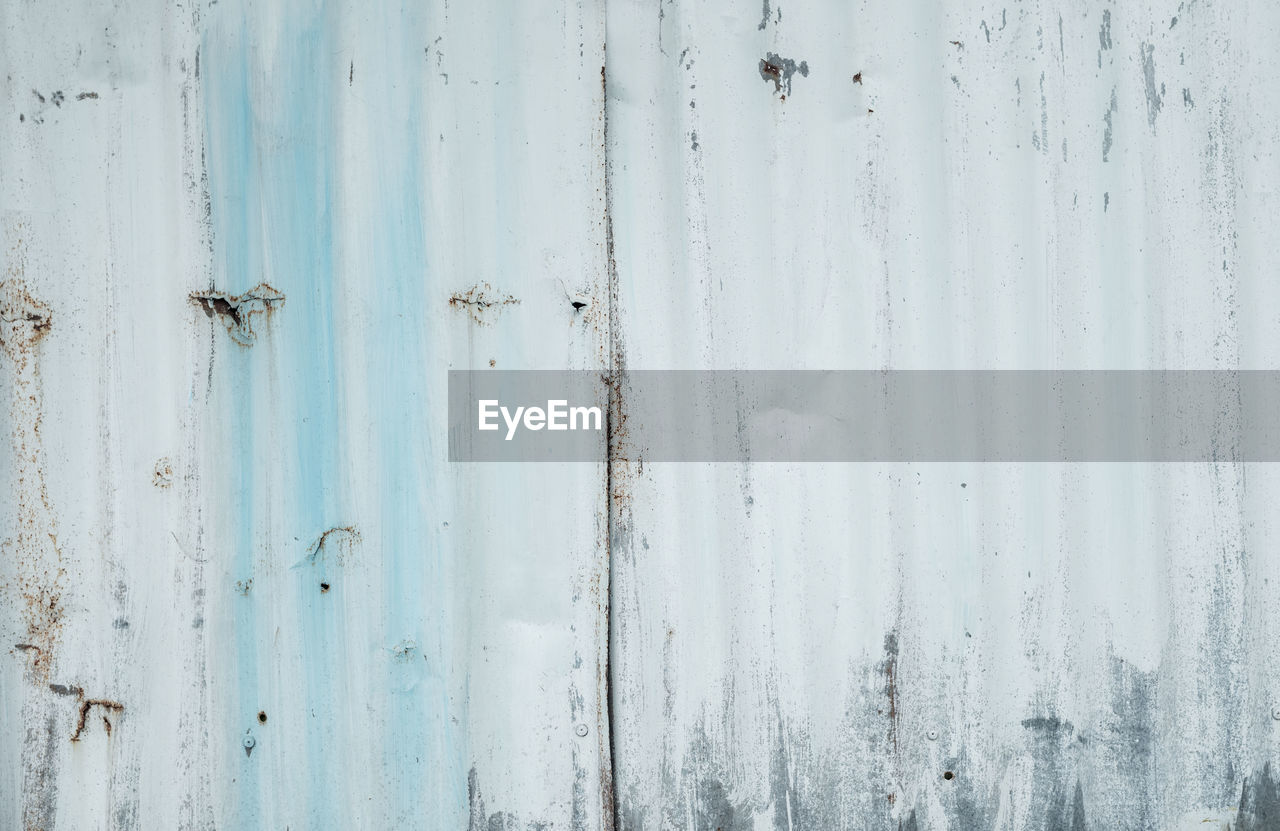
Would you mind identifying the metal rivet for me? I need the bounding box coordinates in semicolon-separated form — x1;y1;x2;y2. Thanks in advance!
243;734;256;750
574;723;589;738
1272;707;1280;721
926;729;939;741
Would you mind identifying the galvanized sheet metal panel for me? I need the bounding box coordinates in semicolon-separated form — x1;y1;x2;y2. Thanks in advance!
2;0;1279;828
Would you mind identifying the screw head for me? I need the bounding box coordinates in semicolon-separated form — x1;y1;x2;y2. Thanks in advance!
574;723;589;738
926;729;939;741
242;734;256;749
1272;707;1280;721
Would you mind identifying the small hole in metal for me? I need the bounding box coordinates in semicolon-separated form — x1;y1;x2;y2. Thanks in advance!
943;771;954;781
257;711;267;724
320;582;331;593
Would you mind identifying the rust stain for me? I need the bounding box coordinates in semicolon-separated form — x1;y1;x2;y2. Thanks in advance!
191;282;284;345
1;267;66;684
70;697;124;742
448;282;519;325
305;525;360;567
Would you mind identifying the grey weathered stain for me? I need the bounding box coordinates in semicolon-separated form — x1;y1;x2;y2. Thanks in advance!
7;0;1280;827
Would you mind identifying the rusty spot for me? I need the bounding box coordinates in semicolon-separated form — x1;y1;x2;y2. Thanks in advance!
448;282;519;325
70;698;124;741
152;457;173;487
0;280;51;352
852;72;863;84
257;710;267;724
949;40;963;48
760;61;781;86
319;582;331;593
191;282;284;346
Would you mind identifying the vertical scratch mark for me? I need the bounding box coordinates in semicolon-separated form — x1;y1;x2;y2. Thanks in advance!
1103;87;1118;161
601;59;622;831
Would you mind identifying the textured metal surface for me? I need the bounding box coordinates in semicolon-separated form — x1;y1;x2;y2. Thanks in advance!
2;0;1279;828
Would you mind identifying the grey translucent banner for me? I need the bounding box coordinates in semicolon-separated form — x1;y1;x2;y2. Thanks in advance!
448;370;1280;462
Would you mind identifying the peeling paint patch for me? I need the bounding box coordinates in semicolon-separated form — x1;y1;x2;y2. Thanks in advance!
191;282;284;345
1140;43;1163;128
759;53;809;96
1103;87;1119;161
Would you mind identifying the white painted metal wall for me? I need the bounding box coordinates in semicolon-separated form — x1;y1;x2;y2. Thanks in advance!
2;0;1278;828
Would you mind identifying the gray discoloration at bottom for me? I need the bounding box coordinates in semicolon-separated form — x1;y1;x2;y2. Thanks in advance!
468;767;555;831
23;712;58;831
1237;764;1280;830
939;749;997;831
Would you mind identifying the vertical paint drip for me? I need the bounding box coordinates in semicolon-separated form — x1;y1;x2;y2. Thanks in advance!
201;0;466;825
202;1;342;826
353;2;468;823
